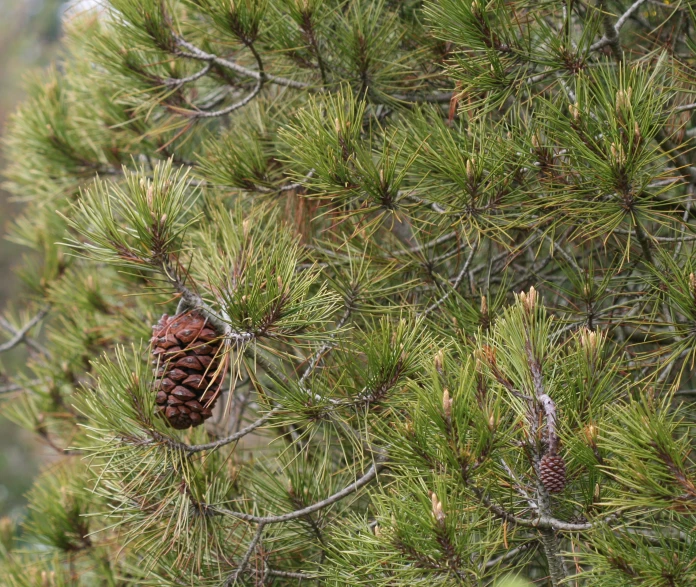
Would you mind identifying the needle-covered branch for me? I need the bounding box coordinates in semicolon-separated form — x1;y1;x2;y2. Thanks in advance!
4;0;696;584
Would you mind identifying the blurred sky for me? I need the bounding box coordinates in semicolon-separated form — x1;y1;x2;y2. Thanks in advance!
0;0;75;518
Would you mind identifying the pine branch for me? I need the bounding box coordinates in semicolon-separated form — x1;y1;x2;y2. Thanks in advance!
390;231;458;256
266;569;314;580
162;259;255;344
164;63;212;87
484;541;539;569
470;486;596;532
420;241;479;317
174;35;311;90
0;308;50;355
209;455;387;524
183;406;282;453
183;79;262;118
179;40;266;119
674;102;696;113
299;290;357;394
0;382;23;394
590;0;648;56
224;522;266;586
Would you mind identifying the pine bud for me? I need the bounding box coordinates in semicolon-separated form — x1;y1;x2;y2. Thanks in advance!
430;491;445;526
583;423;599;445
634;120;641;143
569;102;580;122
373;524;381;537
615;87;632;113
689;273;696;302
465;158;475;183
579;327;598;353
519;286;537;313
434;349;444;374
480;295;490;329
443;388;452;424
334;117;341;134
610;142;625;166
146;184;154;210
0;517;14;552
478;344;497;367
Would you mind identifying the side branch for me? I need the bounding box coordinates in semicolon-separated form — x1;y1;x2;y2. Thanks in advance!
420;241;479;317
182;78;262;118
224;522;266;586
0;308;50;354
590;0;647;56
210;455;387;524
174;36;310;90
472;487;595;532
184;406;282;453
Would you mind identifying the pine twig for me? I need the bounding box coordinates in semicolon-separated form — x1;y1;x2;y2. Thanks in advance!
674;102;696;113
174;35;310;90
0;382;23;394
266;569;314;580
420;241;479;317
209;455;387;524
470;486;596;531
183;406;282;453
225;522;266;586
590;0;648;57
183;40;265;119
299;291;356;392
183;79;262;118
164;63;211;86
0;308;50;354
484;541;539;569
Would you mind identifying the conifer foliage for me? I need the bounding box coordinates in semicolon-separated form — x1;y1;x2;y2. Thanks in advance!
2;1;696;585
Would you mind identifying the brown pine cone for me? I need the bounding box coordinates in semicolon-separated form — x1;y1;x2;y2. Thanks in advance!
151;311;226;429
539;454;567;494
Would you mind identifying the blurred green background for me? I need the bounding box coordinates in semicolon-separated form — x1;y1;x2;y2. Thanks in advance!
0;0;79;519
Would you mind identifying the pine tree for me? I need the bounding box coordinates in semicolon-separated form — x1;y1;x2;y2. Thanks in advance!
2;1;696;585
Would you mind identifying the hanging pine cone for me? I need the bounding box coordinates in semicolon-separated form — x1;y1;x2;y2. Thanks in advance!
150;311;226;429
539;454;566;494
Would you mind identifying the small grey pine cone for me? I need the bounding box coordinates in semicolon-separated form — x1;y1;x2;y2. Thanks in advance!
539;454;566;494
